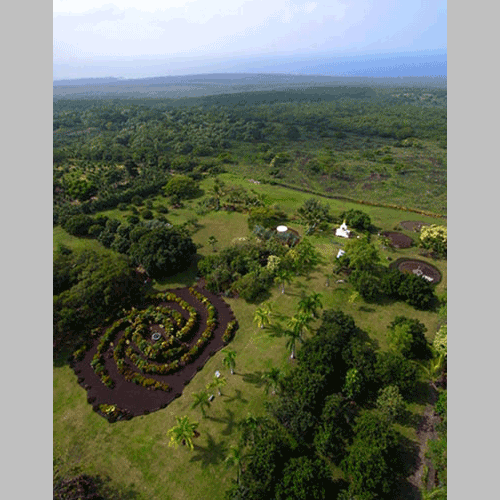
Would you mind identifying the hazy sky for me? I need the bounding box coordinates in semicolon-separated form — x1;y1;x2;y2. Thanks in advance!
53;0;446;79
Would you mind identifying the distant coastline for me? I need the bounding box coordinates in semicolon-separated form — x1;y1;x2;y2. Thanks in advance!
53;51;446;83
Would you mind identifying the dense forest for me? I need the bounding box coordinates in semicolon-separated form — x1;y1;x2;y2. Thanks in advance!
53;84;447;225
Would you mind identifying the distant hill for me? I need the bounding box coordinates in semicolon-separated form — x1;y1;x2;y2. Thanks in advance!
53;72;446;101
53;77;127;87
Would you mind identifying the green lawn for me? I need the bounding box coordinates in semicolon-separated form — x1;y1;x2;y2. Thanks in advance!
54;178;446;499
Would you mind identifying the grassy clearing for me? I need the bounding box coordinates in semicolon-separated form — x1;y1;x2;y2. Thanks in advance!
54;177;446;499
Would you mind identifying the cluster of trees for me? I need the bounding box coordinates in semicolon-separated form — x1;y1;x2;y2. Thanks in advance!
338;236;436;309
197;237;321;303
62;214;197;279
53;247;145;355
224;309;430;499
53;89;446;218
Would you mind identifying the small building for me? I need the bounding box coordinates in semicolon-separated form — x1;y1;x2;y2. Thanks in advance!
335;221;351;238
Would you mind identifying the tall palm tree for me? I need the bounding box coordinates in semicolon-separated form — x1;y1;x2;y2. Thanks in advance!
224;445;245;485
283;327;303;359
253;306;271;329
261;367;282;395
211;178;225;211
191;390;211;418
274;267;293;294
207;374;227;396
222;349;237;375
297;292;323;318
287;312;313;337
167;416;199;451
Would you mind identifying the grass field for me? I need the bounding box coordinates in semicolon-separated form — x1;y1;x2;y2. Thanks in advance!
54;179;446;499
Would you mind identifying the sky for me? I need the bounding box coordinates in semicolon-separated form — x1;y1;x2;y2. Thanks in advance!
53;0;447;80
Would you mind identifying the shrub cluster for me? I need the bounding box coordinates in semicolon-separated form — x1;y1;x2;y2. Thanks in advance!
222;320;238;344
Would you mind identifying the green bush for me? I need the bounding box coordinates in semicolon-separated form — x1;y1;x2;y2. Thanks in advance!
233;268;273;303
340;209;371;231
63;214;95;237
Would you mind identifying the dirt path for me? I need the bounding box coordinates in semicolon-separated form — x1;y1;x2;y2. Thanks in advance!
407;389;441;492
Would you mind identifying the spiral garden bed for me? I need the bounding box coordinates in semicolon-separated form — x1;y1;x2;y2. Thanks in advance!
389;258;442;284
70;285;238;421
399;220;430;232
382;231;414;249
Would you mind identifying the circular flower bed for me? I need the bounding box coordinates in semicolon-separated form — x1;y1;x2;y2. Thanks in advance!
390;258;442;284
382;231;414;249
71;286;238;420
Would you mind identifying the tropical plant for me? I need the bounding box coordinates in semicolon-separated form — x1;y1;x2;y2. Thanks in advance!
283;325;305;360
208;374;227;396
167;416;199;451
225;445;245;485
253;305;272;329
297;292;323;318
261;368;282;395
420;224;447;257
191;390;211;418
287;312;313;338
387;316;430;360
274;267;293;294
211;177;226;211
222;349;237;375
296;197;331;233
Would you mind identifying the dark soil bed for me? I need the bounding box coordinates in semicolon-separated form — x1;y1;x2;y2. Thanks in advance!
390;258;442;284
70;285;237;420
382;231;414;248
399;220;430;232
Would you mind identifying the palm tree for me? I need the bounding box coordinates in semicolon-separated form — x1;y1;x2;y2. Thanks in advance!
167;416;199;451
222;349;237;375
224;445;245;485
287;312;313;337
253;306;271;330
261;367;282;395
415;349;446;391
207;374;227;396
283;327;303;359
211;178;225;211
283;313;312;359
274;267;293;294
297;292;323;318
191;390;211;418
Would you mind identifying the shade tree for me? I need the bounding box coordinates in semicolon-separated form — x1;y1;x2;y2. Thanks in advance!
341;410;404;499
387;316;431;360
128;227;197;279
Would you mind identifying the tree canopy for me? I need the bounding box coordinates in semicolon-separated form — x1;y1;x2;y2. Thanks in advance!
129;227;197;278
